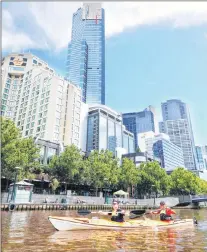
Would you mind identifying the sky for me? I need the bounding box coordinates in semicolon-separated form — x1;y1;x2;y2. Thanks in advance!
2;2;207;145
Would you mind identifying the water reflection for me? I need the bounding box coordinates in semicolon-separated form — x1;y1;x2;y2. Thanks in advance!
2;209;207;252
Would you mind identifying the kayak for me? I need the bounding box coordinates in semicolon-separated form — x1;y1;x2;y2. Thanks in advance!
48;216;195;231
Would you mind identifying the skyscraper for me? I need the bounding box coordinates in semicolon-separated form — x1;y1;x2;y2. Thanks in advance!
159;99;197;171
195;146;205;170
66;3;105;104
86;104;135;154
122;106;155;149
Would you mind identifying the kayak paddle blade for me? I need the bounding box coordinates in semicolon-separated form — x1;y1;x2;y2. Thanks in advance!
77;209;91;216
130;209;145;215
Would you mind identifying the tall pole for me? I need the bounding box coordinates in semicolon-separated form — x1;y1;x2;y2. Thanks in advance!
10;167;20;202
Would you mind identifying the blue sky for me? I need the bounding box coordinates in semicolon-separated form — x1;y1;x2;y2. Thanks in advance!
2;2;207;145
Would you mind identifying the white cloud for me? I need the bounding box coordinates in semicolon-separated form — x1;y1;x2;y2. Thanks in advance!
2;2;207;51
2;9;43;51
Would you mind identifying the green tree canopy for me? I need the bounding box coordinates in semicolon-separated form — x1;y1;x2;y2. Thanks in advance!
137;161;170;197
170;167;201;195
49;144;84;184
1;117;40;181
119;158;139;191
84;150;119;195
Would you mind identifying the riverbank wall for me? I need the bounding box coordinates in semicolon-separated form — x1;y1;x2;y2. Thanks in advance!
1;192;179;208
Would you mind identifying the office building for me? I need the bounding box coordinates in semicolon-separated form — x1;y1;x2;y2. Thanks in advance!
138;132;184;172
12;67;82;147
66;3;105;104
122;106;156;150
86;104;135;154
122;152;159;167
159;99;197;171
195;146;206;170
201;146;207;169
1;53;55;119
153;137;185;172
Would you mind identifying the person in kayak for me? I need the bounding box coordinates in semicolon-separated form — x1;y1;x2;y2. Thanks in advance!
99;200;125;222
151;201;176;221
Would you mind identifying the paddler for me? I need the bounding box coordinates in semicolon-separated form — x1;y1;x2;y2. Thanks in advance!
151;201;176;221
99;200;125;222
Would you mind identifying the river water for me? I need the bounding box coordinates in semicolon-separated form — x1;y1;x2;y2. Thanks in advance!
2;209;207;252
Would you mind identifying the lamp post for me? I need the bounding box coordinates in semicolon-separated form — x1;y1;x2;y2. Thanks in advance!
11;167;21;202
104;178;109;204
152;184;156;207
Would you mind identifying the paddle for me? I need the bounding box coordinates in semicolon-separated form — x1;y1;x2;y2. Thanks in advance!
77;209;146;216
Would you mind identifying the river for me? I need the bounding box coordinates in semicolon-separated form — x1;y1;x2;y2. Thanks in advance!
2;209;207;252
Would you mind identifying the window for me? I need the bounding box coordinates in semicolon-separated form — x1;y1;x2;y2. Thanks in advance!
26;124;30;129
37;127;41;132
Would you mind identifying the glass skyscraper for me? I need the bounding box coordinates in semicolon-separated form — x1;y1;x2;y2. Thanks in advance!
122;106;155;149
195;146;205;170
86;105;135;154
153;138;185;172
66;3;105;104
159;99;197;171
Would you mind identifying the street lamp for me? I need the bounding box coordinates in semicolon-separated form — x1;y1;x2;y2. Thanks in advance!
11;167;21;202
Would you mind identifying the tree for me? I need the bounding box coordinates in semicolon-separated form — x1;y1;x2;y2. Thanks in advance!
119;158;139;193
170;167;201;195
85;150;119;196
136;147;141;153
136;162;170;198
49;145;84;187
50;178;60;194
1;117;40;186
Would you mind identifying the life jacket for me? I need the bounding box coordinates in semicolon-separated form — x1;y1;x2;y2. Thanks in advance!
159;207;174;221
111;209;124;222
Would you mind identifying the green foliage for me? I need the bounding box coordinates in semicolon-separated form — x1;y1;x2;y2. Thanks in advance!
170;167;203;195
1;117;40;181
50;178;60;193
84;150;119;193
119;158;139;191
136;162;170;197
49;144;84;183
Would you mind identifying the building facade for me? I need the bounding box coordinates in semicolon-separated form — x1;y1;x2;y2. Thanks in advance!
12;67;82;146
86;104;135;154
122;106;155;150
66;3;105;104
195;146;205;170
1;53;55;119
159;99;197;171
201;146;207;169
138;132;184;172
153;139;185;172
122;152;158;167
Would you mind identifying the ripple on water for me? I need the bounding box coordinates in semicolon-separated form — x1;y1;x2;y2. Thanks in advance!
1;209;207;252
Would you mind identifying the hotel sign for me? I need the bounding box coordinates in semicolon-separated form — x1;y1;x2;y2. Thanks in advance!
13;56;24;66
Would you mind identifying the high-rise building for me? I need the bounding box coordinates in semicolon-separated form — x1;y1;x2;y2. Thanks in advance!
159;99;197;171
1;53;55;119
201;145;207;169
12;67;82;147
195;146;205;170
122;106;155;149
66;3;105;104
1;53;85;149
138;131;185;172
86;104;135;154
